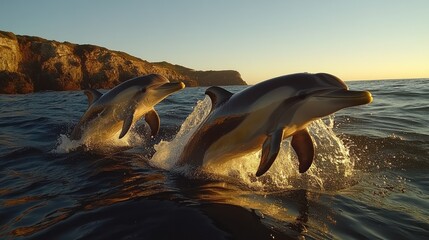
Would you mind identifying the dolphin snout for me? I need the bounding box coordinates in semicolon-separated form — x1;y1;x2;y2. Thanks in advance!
316;89;373;106
358;90;373;104
157;81;186;94
340;90;373;105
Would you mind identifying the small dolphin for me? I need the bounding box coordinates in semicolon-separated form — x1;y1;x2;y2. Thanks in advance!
71;74;185;142
177;73;372;176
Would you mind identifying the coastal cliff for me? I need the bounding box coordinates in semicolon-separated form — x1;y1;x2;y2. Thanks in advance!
0;30;246;94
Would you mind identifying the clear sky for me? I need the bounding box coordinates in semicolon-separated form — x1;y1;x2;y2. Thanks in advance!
1;0;428;84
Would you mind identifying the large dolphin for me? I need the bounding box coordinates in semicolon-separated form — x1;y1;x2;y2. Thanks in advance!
177;73;372;176
71;74;185;142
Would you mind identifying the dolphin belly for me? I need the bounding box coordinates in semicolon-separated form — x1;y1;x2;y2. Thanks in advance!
203;133;266;166
82;115;123;142
203;108;273;165
177;115;247;166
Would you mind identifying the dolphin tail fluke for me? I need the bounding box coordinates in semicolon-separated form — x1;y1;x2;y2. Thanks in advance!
205;86;233;112
145;109;160;137
84;89;103;107
256;129;283;177
291;129;315;173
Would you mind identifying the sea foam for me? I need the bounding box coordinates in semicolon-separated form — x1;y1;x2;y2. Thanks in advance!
51;126;145;154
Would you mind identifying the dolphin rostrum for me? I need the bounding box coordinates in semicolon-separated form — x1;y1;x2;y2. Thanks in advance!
177;73;372;176
71;74;185;142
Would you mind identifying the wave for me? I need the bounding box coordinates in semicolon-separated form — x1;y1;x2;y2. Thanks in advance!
334;114;429;141
342;135;429;171
0;146;44;160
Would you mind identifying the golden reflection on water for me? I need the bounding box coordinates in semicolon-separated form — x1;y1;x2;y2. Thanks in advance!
3;156;338;239
3;195;46;207
12;211;68;237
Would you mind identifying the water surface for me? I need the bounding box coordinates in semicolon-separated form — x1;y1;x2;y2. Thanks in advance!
0;79;428;239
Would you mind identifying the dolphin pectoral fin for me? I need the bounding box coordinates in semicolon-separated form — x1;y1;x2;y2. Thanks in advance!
291;129;315;173
145;109;160;137
119;92;143;139
70;123;84;140
256;129;284;177
119;112;134;139
84;89;103;107
205;86;233;112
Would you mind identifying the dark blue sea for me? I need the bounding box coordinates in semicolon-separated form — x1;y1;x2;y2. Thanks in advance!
1;79;428;239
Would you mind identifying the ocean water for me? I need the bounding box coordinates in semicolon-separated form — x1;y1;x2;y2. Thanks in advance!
0;79;428;239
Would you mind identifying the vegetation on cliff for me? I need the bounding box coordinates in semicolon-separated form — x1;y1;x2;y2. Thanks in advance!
0;30;246;94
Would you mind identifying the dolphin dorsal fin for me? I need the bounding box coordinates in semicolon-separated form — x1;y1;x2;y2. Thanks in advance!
205;86;233;112
84;89;103;107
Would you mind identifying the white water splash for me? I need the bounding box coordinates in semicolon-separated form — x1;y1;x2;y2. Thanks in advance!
151;96;356;191
151;97;212;169
51;126;145;154
206;117;355;191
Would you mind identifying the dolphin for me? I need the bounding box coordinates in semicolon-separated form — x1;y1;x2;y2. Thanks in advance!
70;74;185;142
177;73;372;176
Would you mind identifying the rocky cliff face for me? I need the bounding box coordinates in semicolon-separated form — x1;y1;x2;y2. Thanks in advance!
0;30;246;94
